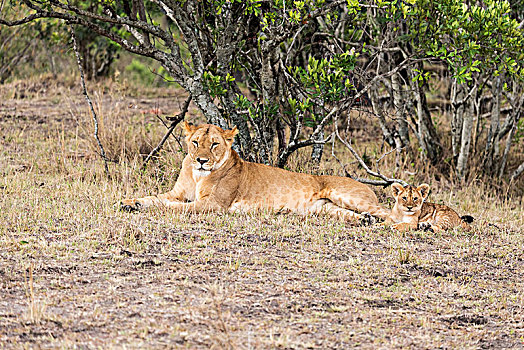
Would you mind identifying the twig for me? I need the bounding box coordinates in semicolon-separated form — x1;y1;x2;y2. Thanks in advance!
375;145;404;173
335;126;408;187
277;132;333;168
70;24;110;178
154;113;170;129
330;137;391;186
142;95;191;169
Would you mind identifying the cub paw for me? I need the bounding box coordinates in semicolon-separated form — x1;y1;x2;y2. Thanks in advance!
359;212;376;226
418;222;434;232
120;199;142;212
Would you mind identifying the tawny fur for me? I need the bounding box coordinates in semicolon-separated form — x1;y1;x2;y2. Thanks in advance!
390;183;472;232
121;122;391;223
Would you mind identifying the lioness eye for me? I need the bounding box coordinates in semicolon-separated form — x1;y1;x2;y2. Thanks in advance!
192;141;198;147
402;197;407;201
211;142;219;149
414;197;418;201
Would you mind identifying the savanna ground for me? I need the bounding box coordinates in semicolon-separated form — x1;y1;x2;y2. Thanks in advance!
0;76;523;349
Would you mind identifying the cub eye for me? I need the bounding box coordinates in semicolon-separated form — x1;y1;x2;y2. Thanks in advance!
211;142;219;149
192;141;198;147
402;197;407;201
413;197;419;201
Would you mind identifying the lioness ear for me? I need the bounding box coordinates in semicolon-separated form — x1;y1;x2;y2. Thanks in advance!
183;121;197;137
417;184;430;199
391;183;404;198
223;126;238;143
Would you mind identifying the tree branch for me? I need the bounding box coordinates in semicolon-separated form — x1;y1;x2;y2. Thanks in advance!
335;126;408;187
142;96;191;169
6;0;180;73
70;25;110;177
277;132;333;168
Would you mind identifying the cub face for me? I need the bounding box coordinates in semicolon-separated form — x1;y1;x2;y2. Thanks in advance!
183;122;238;176
391;183;430;214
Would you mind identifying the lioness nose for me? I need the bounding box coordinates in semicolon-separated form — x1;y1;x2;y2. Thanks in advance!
196;157;208;165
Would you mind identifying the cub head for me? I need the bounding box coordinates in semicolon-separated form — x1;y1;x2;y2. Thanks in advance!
183;122;238;176
391;183;430;214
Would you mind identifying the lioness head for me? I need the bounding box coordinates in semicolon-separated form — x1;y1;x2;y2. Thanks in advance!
391;183;430;214
183;122;238;177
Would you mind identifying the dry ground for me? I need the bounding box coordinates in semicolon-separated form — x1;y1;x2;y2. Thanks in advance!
0;79;523;349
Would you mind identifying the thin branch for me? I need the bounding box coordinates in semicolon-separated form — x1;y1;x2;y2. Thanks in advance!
142;95;191;168
155;0;205;77
45;0;173;44
330;137;395;187
277;132;333;168
70;25;110;178
152;112;185;152
0;12;43;26
262;0;347;50
285;25;305;66
7;2;173;68
350;56;423;105
375;145;404;173
452;75;489;108
335;126;408;187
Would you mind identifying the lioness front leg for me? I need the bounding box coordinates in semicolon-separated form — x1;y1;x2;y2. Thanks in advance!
121;166;196;212
122;191;224;214
121;191;185;212
160;198;224;213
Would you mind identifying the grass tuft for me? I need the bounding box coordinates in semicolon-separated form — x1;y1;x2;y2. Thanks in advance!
24;264;47;324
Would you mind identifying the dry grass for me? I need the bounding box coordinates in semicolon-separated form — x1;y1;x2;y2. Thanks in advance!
0;77;523;349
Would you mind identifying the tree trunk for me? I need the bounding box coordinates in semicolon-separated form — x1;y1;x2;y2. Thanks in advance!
185;78;229;129
391;73;410;146
456;85;477;181
498;89;524;178
483;75;502;173
510;161;524;182
498;117;517;178
450;80;465;161
310;130;325;164
369;85;396;147
215;12;253;159
408;66;441;164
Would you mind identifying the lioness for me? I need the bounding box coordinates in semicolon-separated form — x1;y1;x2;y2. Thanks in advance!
121;122;391;224
390;183;473;232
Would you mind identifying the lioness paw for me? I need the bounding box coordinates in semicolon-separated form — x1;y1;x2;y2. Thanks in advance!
359;212;376;226
120;199;142;212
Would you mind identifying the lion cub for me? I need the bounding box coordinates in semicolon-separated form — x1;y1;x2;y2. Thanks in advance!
390;183;473;232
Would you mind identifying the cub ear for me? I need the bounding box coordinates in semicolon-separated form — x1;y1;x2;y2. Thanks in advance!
417;184;430;199
391;183;405;198
223;126;239;143
183;121;197;137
